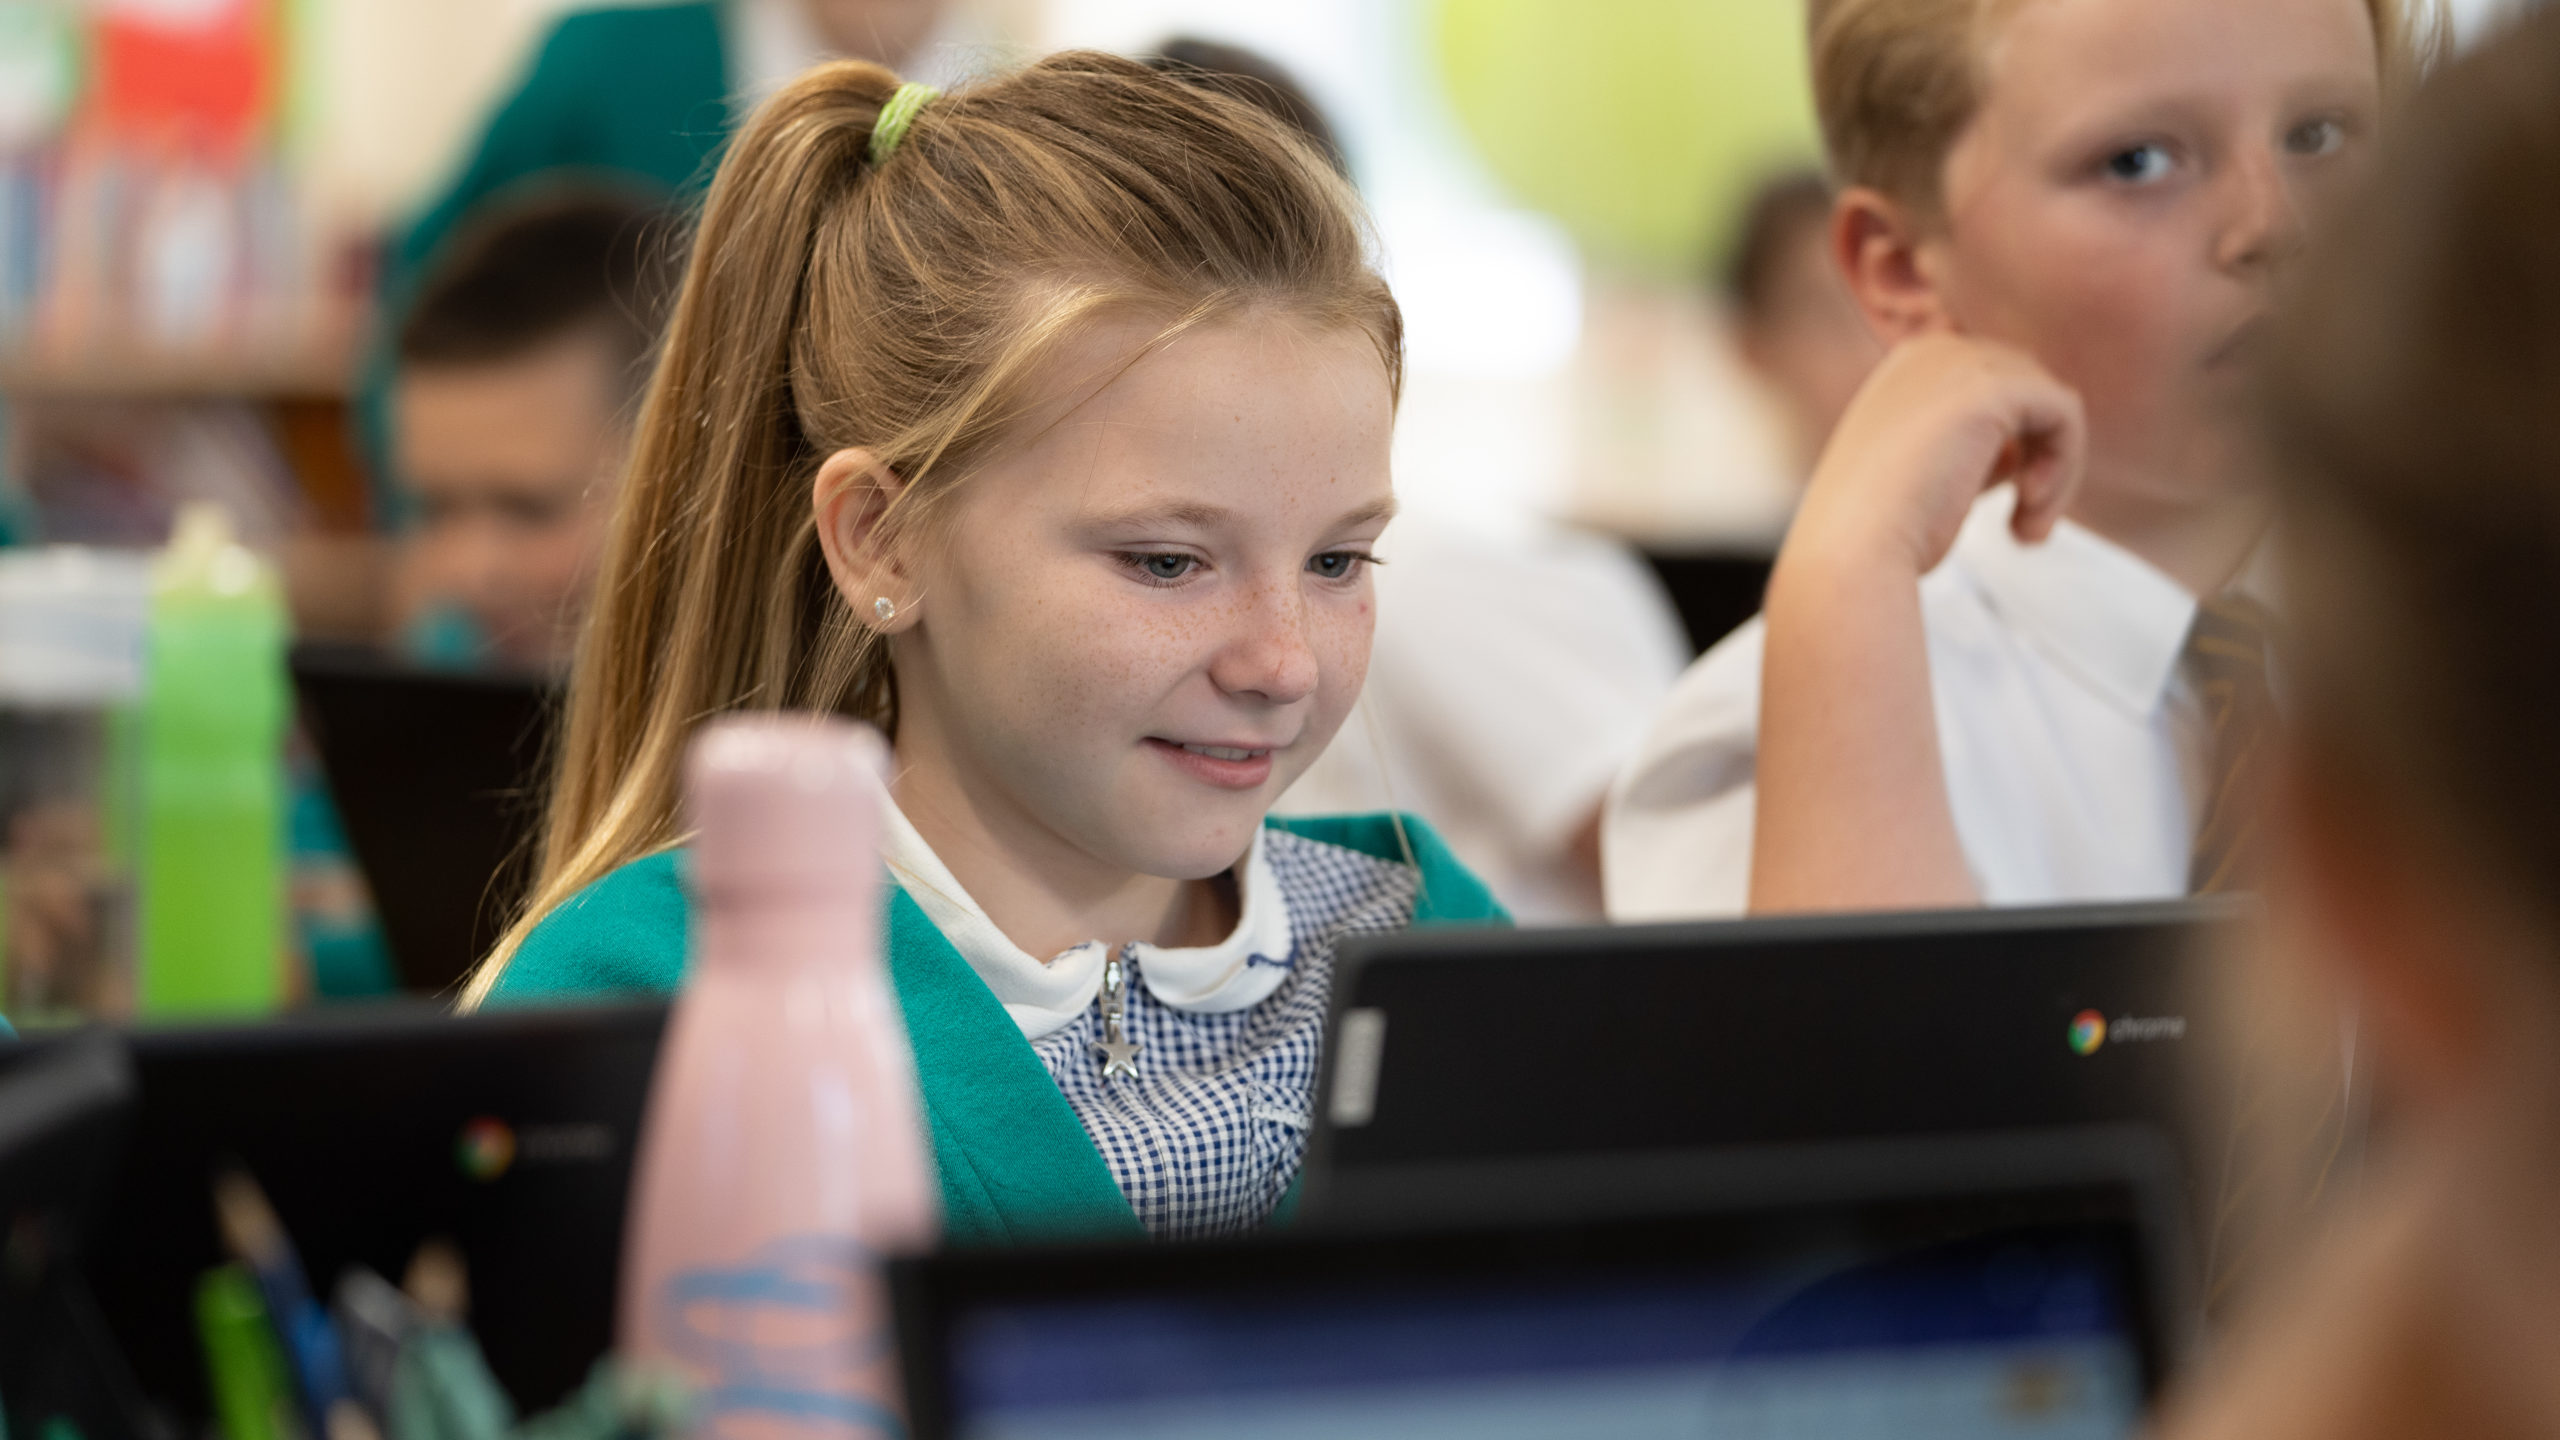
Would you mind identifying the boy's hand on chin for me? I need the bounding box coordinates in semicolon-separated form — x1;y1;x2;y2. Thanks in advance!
1749;333;2079;914
1787;334;2088;582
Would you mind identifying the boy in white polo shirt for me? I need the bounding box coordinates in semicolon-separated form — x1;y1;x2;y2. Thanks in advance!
1606;0;2430;920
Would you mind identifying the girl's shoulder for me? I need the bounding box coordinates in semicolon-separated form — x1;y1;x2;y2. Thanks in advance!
485;849;691;1005
1262;812;1511;927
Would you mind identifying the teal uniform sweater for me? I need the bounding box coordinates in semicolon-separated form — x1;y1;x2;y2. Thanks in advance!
488;813;1507;1246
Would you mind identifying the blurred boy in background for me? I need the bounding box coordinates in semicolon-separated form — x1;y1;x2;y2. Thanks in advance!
294;188;676;997
1608;0;2425;920
1722;170;1883;480
391;190;677;670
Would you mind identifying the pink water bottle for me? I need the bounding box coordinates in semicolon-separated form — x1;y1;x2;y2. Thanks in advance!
619;715;939;1439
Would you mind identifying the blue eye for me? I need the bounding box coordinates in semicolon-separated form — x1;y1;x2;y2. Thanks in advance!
1125;552;1196;583
2105;143;2175;184
1308;551;1368;581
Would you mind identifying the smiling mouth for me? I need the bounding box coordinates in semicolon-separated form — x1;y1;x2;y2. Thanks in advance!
1144;737;1282;790
1175;742;1268;762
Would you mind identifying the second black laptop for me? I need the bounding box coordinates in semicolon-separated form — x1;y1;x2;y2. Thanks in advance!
1305;900;2340;1292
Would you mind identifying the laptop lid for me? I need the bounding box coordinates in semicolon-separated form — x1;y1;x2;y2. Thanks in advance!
0;1032;141;1440
290;644;559;994
73;1001;664;1421
891;1174;2181;1440
1304;902;2317;1274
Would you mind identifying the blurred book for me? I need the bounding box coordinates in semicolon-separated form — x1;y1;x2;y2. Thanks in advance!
0;0;365;391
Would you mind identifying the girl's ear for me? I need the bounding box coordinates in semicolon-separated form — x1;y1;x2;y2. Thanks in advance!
813;447;920;632
1833;186;1955;344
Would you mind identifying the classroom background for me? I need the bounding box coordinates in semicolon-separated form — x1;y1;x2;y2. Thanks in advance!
10;2;2560;1438
0;0;2539;994
2;0;2530;535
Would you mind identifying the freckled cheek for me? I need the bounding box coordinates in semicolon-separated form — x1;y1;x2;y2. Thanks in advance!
1313;595;1378;708
1042;585;1233;713
952;558;1129;730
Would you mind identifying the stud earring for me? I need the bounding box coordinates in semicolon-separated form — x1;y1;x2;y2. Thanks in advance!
873;597;897;623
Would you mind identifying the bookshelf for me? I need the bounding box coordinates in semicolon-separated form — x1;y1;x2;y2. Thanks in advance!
0;0;368;405
0;344;354;402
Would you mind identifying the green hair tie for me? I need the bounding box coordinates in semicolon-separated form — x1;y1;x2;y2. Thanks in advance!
868;82;939;165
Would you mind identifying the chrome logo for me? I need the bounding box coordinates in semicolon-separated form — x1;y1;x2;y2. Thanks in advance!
456;1117;516;1181
2067;1010;2108;1056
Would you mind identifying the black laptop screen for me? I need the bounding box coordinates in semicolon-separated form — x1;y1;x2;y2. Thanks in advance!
924;1222;2151;1440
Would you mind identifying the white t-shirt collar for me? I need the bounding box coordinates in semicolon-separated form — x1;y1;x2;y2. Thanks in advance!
875;782;1296;1041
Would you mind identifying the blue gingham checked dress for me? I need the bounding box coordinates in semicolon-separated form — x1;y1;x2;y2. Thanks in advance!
1017;831;1419;1239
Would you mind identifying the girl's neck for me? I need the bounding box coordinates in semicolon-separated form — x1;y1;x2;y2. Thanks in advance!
2066;478;2271;600
886;751;1239;963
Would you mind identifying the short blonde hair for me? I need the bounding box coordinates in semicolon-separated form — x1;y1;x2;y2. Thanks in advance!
1808;0;2447;212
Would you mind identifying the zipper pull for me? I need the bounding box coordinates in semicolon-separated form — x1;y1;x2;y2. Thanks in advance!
1095;946;1140;1080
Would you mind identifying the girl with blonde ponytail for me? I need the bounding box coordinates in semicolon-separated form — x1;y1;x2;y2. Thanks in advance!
466;52;1506;1244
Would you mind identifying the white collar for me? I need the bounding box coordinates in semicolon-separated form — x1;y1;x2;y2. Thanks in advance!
875;785;1297;1041
1949;488;2200;717
726;0;980;109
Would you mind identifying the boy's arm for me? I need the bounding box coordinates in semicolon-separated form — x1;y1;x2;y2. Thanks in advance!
1749;335;2087;914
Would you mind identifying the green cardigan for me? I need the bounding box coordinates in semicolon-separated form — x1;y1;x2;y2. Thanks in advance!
488;813;1508;1246
397;2;732;287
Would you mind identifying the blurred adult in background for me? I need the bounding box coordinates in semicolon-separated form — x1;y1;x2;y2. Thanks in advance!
392;189;679;671
403;0;965;288
2162;9;2560;1435
1721;170;1882;480
1141;36;1692;921
365;0;969;491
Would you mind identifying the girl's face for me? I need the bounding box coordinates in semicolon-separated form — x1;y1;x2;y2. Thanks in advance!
884;314;1396;884
1929;0;2380;516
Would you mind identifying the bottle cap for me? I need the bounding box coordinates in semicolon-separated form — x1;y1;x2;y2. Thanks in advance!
685;714;890;901
155;502;275;605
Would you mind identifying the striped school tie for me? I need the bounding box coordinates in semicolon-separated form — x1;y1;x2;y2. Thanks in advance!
2185;594;2277;894
2181;594;2353;1316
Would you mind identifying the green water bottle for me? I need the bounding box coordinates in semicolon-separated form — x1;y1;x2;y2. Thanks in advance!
140;505;286;1016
